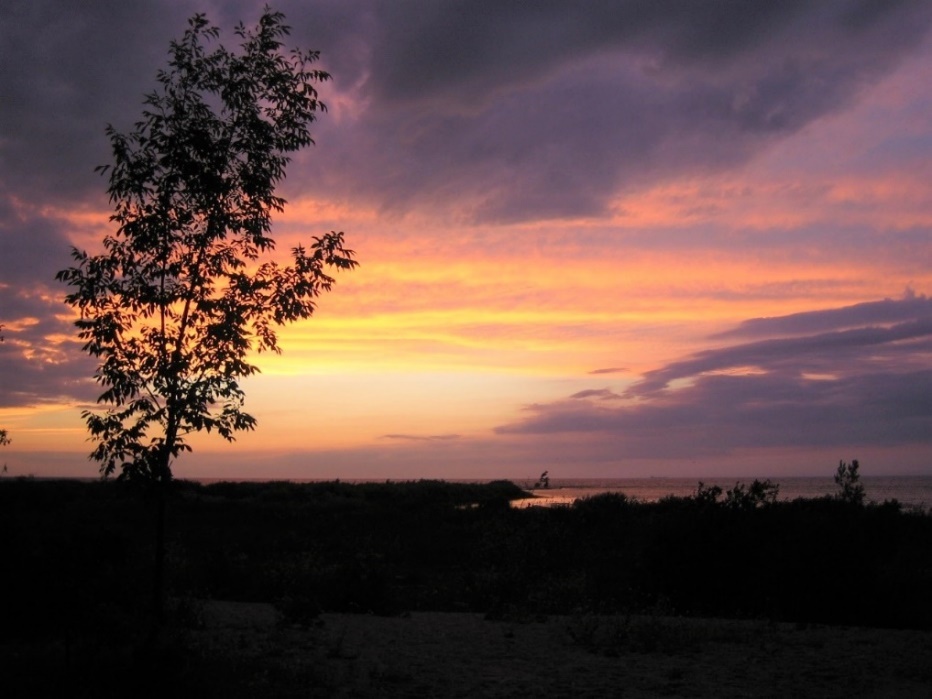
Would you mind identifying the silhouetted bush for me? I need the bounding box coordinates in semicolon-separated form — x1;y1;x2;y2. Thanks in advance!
835;459;866;506
3;476;931;658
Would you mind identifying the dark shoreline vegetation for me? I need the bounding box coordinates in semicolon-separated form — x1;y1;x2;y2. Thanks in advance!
2;477;931;694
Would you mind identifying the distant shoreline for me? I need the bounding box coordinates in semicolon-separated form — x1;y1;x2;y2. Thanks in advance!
4;473;931;508
190;474;932;509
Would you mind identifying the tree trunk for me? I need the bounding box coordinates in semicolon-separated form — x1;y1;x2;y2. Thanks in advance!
149;445;173;641
153;480;166;626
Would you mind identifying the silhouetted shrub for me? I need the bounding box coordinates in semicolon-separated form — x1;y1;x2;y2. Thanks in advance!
835;459;866;505
3;477;931;642
723;479;780;510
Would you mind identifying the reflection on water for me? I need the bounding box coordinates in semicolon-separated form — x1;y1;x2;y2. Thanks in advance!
512;476;932;509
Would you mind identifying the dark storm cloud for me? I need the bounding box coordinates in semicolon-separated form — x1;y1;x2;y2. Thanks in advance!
3;0;931;219
365;0;894;106
0;0;194;203
0;0;361;203
0;199;73;286
307;0;932;221
495;295;932;455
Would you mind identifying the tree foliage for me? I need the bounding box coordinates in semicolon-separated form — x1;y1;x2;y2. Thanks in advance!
693;479;779;509
57;10;356;482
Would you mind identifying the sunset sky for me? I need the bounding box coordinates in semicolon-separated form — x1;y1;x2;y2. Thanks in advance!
2;1;932;480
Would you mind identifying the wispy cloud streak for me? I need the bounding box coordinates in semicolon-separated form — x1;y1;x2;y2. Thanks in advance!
496;296;932;456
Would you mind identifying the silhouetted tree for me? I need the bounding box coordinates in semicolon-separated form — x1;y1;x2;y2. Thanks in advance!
834;459;865;505
56;9;356;621
57;10;355;483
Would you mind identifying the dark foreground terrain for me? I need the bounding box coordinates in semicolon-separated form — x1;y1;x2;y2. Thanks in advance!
2;478;930;696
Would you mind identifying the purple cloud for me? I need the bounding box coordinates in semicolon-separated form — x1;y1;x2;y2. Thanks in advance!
496;295;932;456
306;0;932;221
570;389;624;401
712;291;932;340
4;1;931;223
633;316;932;396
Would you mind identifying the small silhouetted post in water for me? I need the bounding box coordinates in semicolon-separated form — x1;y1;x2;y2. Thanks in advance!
56;9;356;631
1;431;9;476
0;326;9;453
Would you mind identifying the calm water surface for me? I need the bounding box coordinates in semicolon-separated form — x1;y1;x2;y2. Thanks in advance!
513;476;932;510
198;475;932;510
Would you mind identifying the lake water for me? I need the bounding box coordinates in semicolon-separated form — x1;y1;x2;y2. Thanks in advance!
195;474;932;511
511;476;932;510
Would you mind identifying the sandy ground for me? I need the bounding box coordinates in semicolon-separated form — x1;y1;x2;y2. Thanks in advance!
191;601;932;698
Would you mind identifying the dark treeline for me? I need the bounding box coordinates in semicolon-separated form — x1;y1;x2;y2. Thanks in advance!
2;477;929;640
